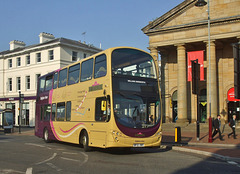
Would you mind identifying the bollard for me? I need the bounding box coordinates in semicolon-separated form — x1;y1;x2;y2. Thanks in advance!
175;126;181;143
208;116;213;143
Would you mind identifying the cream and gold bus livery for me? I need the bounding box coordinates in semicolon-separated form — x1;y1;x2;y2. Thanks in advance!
35;47;162;151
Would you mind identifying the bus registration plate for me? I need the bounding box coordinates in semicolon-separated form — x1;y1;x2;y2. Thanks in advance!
133;144;144;147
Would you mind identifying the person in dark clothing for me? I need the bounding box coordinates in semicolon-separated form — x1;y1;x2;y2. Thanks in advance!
212;115;223;140
228;114;237;139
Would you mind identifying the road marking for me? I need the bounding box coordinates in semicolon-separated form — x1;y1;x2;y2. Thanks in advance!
35;153;57;165
25;143;46;148
80;152;88;166
46;163;62;172
0;169;24;174
227;161;238;165
227;161;240;168
62;152;78;155
0;140;10;143
61;157;80;162
26;167;32;174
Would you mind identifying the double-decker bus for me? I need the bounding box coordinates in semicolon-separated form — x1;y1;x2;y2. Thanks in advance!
35;47;162;151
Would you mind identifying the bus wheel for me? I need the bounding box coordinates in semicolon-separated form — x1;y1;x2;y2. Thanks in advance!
43;128;51;143
82;131;91;152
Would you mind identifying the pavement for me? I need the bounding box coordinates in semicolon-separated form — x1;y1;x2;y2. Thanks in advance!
162;123;240;162
1;123;240;162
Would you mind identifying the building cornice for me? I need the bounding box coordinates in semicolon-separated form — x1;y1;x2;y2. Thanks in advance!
0;38;102;59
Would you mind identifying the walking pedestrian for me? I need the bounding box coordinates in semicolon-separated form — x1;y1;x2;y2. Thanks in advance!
212;115;223;140
228;114;237;139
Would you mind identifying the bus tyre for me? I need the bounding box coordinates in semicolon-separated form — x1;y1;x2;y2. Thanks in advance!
82;131;91;152
43;128;51;143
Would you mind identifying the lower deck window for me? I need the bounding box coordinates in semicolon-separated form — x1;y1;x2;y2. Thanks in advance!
57;102;65;121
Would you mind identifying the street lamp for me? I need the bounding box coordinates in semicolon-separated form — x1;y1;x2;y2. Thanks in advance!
195;0;212;142
195;0;207;7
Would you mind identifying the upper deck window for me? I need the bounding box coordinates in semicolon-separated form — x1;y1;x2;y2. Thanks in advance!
45;75;53;91
39;77;45;92
68;63;80;85
81;58;93;82
112;48;156;78
53;72;58;89
58;69;67;88
94;54;107;78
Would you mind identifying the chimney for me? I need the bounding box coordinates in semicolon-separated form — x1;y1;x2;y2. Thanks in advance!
9;40;26;50
39;32;55;43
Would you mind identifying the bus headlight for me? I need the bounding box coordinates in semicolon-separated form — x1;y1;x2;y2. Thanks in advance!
112;130;123;142
112;130;122;137
155;131;162;137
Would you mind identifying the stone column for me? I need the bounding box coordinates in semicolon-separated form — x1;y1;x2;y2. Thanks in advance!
206;40;217;118
149;47;159;60
159;49;169;123
149;47;160;78
176;44;188;123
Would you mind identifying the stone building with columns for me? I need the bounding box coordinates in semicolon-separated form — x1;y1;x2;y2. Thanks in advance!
142;0;240;123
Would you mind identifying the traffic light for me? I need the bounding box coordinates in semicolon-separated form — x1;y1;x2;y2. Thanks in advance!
234;43;240;99
192;60;200;94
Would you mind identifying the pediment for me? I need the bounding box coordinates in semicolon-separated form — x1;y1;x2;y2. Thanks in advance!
142;0;240;34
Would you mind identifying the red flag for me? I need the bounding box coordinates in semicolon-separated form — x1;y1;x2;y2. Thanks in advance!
188;51;204;81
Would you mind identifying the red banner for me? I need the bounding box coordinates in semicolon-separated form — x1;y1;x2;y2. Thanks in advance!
227;87;240;101
188;51;204;81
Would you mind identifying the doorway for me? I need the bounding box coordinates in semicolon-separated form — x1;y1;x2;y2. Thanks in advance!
172;91;178;122
228;101;240;121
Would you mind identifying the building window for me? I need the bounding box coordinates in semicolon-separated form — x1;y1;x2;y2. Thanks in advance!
8;59;12;68
72;51;78;61
17;77;21;91
8;78;12;92
26;55;30;65
84;53;87;58
17;57;21;67
26;76;30;90
49;50;54;61
36;53;41;63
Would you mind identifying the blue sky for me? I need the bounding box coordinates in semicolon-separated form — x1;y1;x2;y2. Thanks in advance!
0;0;183;52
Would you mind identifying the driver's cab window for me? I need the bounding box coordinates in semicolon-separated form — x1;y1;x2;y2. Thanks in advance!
95;96;110;122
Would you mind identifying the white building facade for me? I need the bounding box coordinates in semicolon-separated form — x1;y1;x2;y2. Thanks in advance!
0;33;102;127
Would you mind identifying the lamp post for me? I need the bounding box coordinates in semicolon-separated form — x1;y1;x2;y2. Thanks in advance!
195;0;212;142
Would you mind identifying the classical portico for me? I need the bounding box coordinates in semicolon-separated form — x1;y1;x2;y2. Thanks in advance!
143;0;240;123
